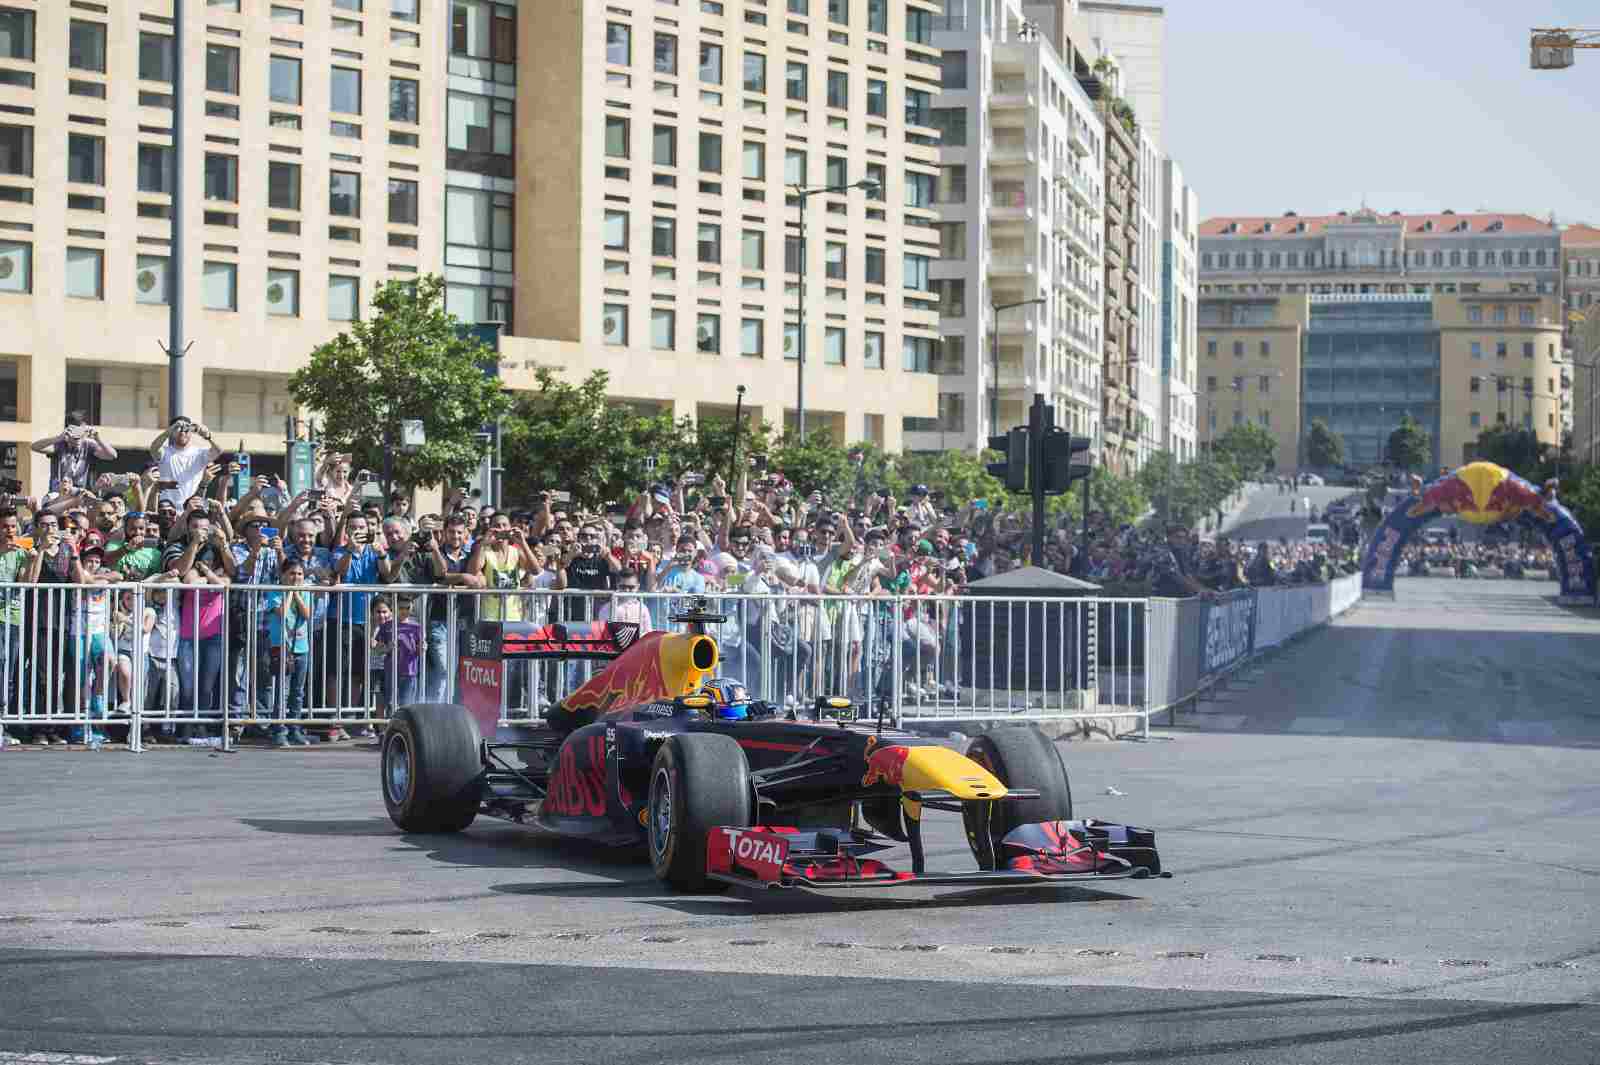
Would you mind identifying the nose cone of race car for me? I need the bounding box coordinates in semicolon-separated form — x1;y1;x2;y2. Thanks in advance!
860;744;1005;800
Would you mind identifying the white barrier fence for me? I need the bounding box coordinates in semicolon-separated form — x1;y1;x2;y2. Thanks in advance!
0;584;1157;747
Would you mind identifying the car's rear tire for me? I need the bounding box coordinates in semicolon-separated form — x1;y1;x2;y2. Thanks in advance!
648;734;752;892
962;727;1073;870
381;704;482;834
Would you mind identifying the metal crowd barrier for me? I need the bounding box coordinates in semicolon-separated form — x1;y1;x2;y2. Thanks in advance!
0;583;1158;747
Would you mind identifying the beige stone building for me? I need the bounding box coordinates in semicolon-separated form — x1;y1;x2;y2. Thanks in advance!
1;0;943;495
1199;288;1564;476
1563;225;1600;464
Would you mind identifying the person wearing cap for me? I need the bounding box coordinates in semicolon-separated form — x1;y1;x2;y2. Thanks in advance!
227;512;283;720
906;484;938;527
147;416;222;509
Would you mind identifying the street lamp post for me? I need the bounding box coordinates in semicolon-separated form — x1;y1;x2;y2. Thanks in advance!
791;179;877;439
989;298;1046;434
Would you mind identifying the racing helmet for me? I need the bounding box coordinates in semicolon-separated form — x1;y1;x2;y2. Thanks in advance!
699;677;751;720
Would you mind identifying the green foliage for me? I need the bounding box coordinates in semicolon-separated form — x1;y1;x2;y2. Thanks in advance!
1305;418;1345;469
288;275;510;493
1138;449;1245;528
769;430;856;499
663;414;776;486
896;448;1004;509
1050;466;1149;528
1561;463;1600;538
1471;426;1551;479
1386;414;1432;473
499;367;679;509
1211;423;1278;479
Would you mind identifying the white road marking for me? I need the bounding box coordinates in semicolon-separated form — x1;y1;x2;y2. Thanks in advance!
0;1054;122;1064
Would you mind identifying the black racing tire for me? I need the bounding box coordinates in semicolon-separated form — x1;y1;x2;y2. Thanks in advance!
961;726;1073;871
647;734;752;893
381;704;482;834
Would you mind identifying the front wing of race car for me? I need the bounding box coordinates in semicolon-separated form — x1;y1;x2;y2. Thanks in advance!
706;820;1167;898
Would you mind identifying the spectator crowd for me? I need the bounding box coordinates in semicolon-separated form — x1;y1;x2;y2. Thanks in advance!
0;412;1364;749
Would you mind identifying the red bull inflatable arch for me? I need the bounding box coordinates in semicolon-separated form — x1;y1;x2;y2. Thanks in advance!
1360;461;1596;603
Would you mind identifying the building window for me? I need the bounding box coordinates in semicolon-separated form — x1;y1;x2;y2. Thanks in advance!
698;222;721;264
268;160;301;210
392;0;419;20
865;77;887;117
1470;341;1482;359
906;6;932;43
903;336;934;372
1259;339;1270;357
1523;341;1534;359
389;178;418;225
69;20;106;72
135;254;169;305
270;55;302;104
904;254;929;292
445;186;513;272
823;326;846;365
742;140;764;180
653;125;677;167
389;77;419;124
139;32;174;82
602;303;628;344
936;222;965;259
933;278;963;316
1470;376;1481;394
451;1;516;82
1232;340;1244;357
604;209;628;249
64;247;102;300
741;317;763;356
929;107;966;146
264;269;299;316
905;87;930;126
905;170;934;208
654;32;677;75
1258;409;1270;427
67;133;105;186
606;114;629;158
864;245;885;284
936;164;966;203
1492;305;1506;323
204;153;238;202
864;331;884;369
652;216;676;257
606;22;631;65
824;241;845;280
329;171;360;217
741;230;763;270
137;143;172;193
1469;411;1480;428
1468;305;1482;322
865;161;885;201
1206;376;1217;392
1519;306;1534;325
784;148;806;186
698;130;722;173
331;67;362;115
1206;339;1217;357
447;91;514;178
328;275;360;321
652;308;675;350
1259;374;1271;393
1496;341;1507;359
207;43;240;95
941;50;967;89
700;41;722;85
742;52;766;93
827;69;847;109
785;60;807;101
202;261;238;311
696;313;721;353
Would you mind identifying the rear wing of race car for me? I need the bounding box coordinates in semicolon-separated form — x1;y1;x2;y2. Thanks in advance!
466;620;643;661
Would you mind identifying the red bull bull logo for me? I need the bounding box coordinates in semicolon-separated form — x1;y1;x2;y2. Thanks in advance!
1404;462;1552;526
860;745;913;790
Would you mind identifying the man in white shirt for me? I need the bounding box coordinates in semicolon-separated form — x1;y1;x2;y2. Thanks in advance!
148;418;222;507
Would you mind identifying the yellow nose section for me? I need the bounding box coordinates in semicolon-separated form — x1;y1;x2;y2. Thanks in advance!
900;746;1008;800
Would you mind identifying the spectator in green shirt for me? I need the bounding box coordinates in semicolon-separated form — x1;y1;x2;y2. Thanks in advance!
104;512;163;581
0;507;34;741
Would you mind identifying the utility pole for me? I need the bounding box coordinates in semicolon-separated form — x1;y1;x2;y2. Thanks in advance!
161;0;189;418
1028;395;1049;568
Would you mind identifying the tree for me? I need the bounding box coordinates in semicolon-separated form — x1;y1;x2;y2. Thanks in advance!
896;447;1004;510
499;368;679;508
660;414;775;488
1211;423;1277;479
1305;418;1345;470
1386;414;1432;474
769;431;855;499
288;275;510;493
1052;466;1148;528
1471;425;1548;476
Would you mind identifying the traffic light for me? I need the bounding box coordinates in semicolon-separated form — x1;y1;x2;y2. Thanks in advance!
986;429;1028;492
1041;431;1094;495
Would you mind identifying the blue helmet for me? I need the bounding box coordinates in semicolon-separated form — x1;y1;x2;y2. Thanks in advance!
700;677;751;719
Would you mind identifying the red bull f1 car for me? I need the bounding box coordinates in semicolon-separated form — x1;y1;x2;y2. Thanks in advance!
379;600;1165;898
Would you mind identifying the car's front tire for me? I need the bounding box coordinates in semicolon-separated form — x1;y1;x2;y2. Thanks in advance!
647;734;752;892
381;704;482;834
962;726;1073;870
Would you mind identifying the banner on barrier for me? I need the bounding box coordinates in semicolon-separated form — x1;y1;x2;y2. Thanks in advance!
1199;588;1256;677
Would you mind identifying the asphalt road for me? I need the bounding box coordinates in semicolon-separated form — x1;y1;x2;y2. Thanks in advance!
1223;484;1355;543
2;579;1597;1064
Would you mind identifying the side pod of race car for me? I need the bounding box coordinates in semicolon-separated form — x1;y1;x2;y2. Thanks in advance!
379;601;1167;900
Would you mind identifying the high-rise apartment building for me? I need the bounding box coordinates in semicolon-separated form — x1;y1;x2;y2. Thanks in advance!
915;0;1105;451
512;0;944;448
1160;156;1196;459
0;0;446;492
1562;224;1600;463
1;0;947;494
1077;0;1162;152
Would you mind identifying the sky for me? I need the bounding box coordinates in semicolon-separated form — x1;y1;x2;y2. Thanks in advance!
1160;0;1600;225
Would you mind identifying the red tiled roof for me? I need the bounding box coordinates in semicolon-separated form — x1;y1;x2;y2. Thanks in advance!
1199;211;1555;238
1561;225;1600;246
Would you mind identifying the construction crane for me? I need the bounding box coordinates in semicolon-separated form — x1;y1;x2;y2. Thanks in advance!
1530;28;1600;69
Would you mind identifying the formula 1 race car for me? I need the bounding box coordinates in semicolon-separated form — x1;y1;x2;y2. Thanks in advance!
379;600;1165;897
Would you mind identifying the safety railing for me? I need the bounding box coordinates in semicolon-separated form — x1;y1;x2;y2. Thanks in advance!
0;583;1160;747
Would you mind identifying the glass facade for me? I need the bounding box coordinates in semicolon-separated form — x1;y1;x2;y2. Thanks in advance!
1302;296;1440;469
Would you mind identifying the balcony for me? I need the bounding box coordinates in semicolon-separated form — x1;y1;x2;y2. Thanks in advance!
988;184;1032;227
997;313;1037;338
1070;121;1093;157
997;359;1037;391
990;78;1034;115
989;135;1035;168
990;253;1034;279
